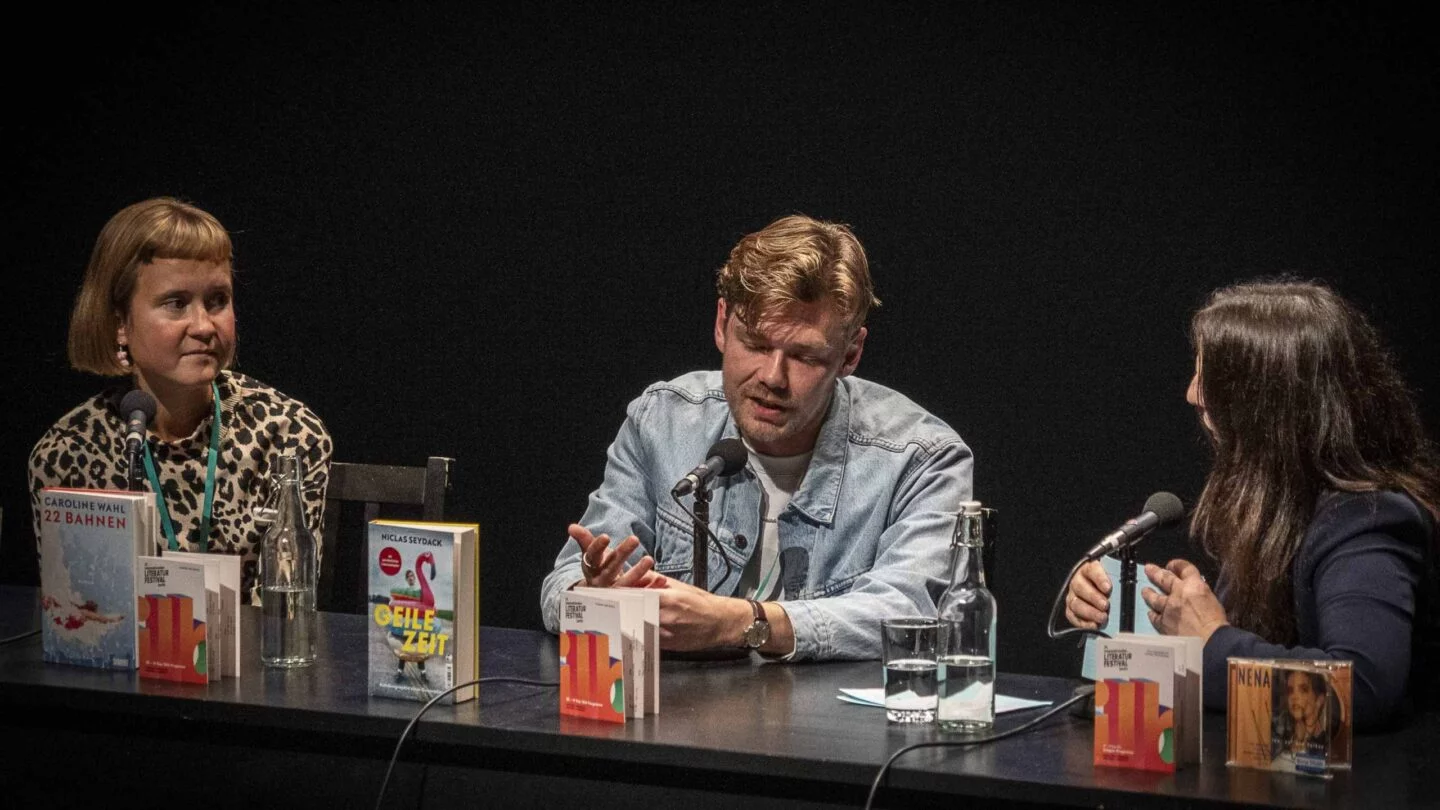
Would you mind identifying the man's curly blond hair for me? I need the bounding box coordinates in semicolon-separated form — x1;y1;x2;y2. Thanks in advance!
715;214;879;337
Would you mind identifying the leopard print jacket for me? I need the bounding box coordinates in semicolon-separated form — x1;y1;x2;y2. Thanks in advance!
29;371;332;602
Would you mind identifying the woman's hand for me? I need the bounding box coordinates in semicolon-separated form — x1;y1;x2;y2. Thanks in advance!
1142;559;1228;642
1065;560;1112;630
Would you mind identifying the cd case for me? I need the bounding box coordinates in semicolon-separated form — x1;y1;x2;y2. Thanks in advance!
1226;658;1353;777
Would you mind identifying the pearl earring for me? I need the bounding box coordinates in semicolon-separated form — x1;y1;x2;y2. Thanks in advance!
116;343;132;369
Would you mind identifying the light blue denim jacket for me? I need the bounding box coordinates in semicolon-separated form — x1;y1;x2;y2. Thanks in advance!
540;370;974;661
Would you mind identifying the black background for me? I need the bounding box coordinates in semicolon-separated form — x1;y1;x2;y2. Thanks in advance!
4;3;1436;679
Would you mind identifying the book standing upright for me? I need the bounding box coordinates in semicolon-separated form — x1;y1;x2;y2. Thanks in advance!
167;551;242;679
38;488;158;670
366;521;480;704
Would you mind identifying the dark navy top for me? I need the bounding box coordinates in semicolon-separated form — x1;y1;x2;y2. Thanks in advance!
1205;490;1437;730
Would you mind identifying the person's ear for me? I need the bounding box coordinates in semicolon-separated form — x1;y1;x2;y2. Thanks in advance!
838;326;867;377
714;299;729;354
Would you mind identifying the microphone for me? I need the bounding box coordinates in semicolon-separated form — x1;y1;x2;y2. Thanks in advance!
122;390;157;450
121;390;157;492
1083;491;1185;561
671;438;748;497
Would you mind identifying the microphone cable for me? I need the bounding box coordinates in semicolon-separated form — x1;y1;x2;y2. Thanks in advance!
669;491;736;586
373;675;559;810
862;688;1092;810
1045;557;1111;643
0;628;39;646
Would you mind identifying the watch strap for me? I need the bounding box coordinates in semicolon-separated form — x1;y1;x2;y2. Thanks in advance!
742;599;770;649
747;598;766;625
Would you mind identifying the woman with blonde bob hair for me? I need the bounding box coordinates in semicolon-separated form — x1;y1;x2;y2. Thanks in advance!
30;198;332;601
1066;279;1439;729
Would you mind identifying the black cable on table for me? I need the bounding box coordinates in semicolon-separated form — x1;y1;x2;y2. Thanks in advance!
863;688;1093;810
374;676;559;810
0;629;39;646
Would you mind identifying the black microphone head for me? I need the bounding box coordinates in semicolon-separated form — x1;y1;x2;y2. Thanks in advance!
120;389;157;423
708;438;749;476
1143;491;1185;526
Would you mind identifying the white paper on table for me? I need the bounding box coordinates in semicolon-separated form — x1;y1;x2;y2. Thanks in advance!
837;688;1050;713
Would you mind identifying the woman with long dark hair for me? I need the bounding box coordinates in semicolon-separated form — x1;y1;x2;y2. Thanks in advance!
1066;280;1440;729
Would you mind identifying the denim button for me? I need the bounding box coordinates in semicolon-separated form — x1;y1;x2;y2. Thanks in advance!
735;534;748;550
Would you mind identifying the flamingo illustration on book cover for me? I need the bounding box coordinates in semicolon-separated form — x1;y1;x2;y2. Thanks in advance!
368;527;458;702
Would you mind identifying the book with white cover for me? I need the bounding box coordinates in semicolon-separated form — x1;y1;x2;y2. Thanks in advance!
38;488;157;670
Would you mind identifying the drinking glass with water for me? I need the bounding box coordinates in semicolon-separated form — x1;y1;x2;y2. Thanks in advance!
881;617;940;723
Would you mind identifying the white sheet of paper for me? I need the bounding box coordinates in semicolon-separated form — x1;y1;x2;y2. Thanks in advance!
837;688;1050;713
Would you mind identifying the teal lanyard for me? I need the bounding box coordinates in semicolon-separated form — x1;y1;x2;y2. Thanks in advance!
143;382;222;552
757;558;779;600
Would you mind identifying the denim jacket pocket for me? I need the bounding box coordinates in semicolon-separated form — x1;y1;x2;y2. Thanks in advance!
653;504;694;576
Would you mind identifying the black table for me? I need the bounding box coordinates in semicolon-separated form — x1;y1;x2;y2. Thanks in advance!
0;585;1432;808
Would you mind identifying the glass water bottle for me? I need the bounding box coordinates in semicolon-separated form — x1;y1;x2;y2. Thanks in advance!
936;500;997;731
259;452;317;668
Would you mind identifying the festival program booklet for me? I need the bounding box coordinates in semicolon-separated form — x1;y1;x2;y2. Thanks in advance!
168;550;242;678
559;588;660;722
136;555;211;684
1093;633;1202;772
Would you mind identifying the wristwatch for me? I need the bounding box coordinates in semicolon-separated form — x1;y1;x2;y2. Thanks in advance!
741;599;771;650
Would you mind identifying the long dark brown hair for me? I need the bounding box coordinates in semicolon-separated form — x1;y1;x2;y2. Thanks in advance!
1189;280;1440;644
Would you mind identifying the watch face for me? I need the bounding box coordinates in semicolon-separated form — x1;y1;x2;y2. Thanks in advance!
745;622;770;649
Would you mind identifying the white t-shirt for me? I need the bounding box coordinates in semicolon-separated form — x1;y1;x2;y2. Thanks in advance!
738;442;812;601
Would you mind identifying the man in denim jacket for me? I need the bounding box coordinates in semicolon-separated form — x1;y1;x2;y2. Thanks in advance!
541;215;973;661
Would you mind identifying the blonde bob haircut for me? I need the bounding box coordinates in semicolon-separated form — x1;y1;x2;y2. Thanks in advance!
716;214;880;337
68;197;233;376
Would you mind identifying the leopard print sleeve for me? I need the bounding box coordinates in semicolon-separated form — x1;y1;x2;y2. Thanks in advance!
28;393;129;548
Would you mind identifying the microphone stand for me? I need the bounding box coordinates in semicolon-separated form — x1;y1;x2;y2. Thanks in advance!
1119;544;1137;633
668;480;747;661
692;481;711;592
126;441;145;493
